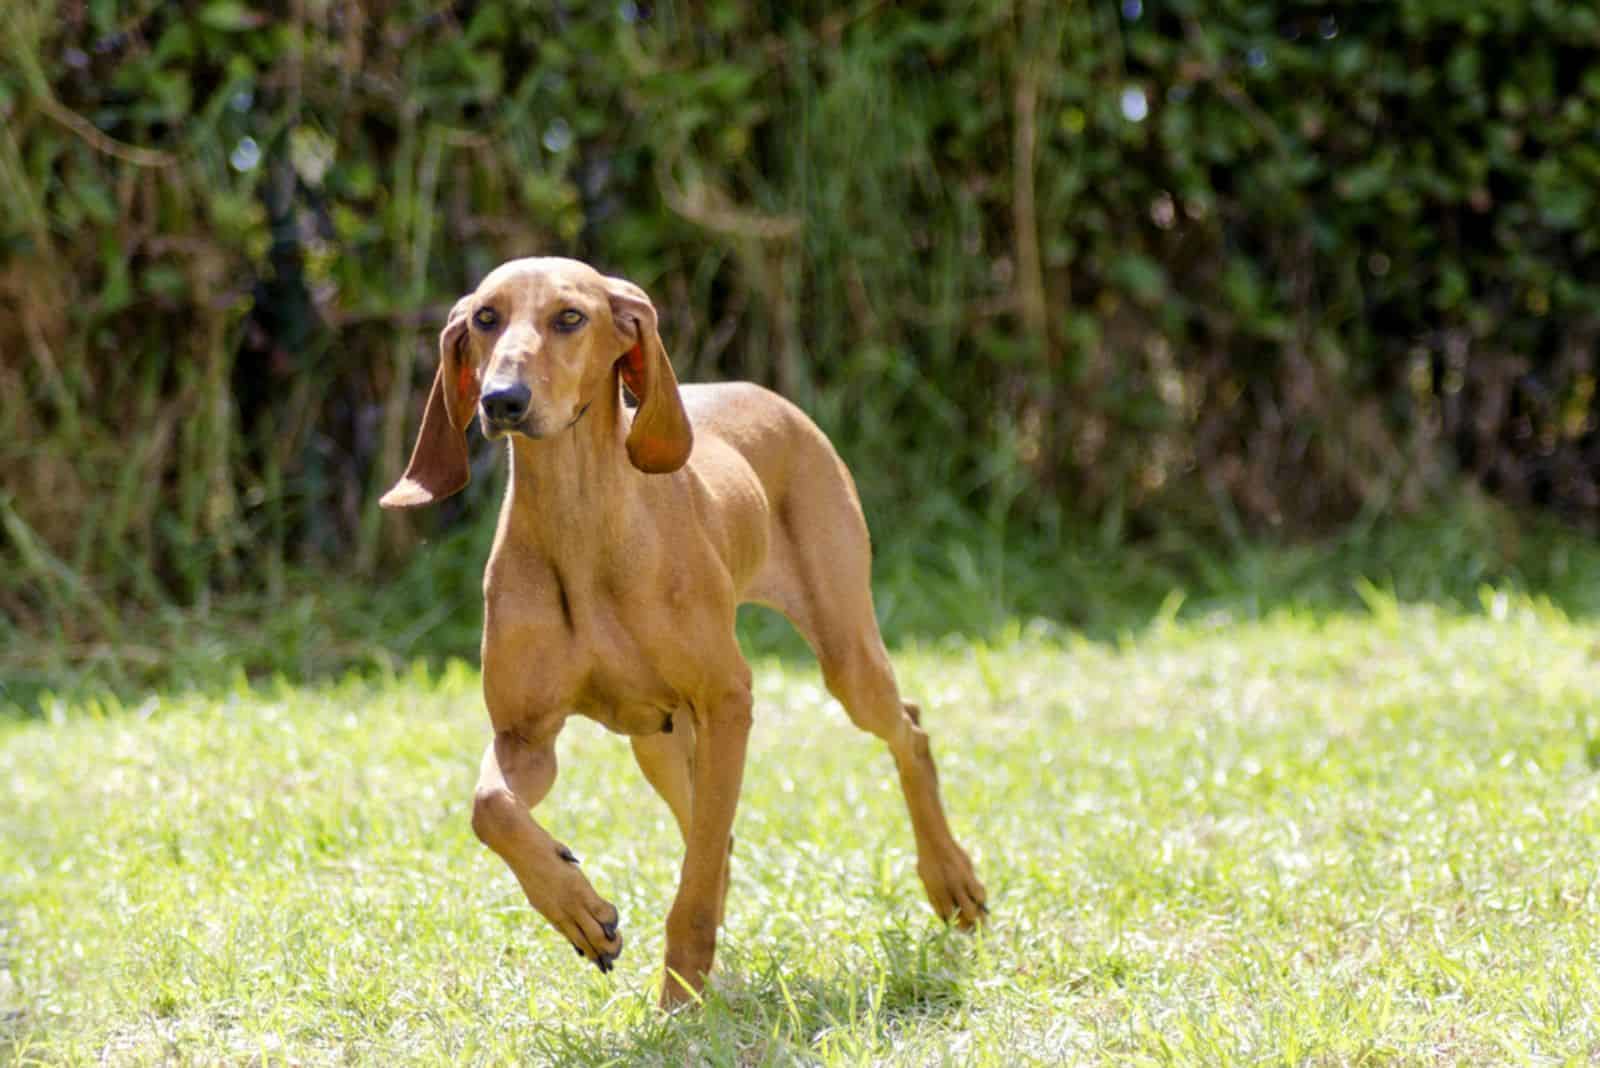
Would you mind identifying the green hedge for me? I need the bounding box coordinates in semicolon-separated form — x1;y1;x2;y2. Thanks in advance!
4;0;1599;637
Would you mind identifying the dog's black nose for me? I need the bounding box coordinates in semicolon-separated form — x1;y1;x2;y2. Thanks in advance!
481;384;531;427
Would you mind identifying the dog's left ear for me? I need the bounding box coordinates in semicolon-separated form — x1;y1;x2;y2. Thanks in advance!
605;277;693;474
380;296;480;509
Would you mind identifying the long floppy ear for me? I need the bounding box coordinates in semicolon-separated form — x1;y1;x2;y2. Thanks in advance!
380;297;480;509
606;277;693;473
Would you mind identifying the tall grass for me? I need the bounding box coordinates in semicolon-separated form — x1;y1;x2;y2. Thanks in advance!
9;484;1600;719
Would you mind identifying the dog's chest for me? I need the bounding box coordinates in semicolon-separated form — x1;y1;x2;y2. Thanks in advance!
482;559;687;735
571;610;683;735
579;585;697;735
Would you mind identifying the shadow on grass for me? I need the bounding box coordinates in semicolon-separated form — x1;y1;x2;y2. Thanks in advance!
535;928;975;1066
6;492;1600;719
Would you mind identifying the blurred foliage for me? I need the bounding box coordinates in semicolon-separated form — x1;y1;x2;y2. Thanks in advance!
4;0;1600;651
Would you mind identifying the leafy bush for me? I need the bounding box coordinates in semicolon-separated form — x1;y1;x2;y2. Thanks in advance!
3;0;1599;643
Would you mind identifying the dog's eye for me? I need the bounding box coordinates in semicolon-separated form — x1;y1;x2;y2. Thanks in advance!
553;308;586;332
472;307;499;330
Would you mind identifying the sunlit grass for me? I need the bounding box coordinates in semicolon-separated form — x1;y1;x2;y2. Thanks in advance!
6;593;1600;1064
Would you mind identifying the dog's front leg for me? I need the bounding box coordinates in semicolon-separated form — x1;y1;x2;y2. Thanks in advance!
471;730;624;971
660;681;753;1008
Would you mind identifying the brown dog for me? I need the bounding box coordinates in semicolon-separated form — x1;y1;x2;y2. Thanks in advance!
380;257;986;1007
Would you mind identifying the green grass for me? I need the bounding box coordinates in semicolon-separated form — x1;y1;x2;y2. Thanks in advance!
6;591;1600;1064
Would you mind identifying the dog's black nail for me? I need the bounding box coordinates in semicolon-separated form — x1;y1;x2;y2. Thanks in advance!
557;845;579;865
575;943;584;957
601;920;618;942
661;713;673;734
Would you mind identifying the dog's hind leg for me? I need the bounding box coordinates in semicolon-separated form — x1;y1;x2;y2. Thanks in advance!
757;485;987;928
814;620;987;927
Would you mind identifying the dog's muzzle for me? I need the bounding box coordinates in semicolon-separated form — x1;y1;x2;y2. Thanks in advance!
480;383;531;434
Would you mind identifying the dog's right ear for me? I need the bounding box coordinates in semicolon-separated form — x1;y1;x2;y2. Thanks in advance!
380;297;480;509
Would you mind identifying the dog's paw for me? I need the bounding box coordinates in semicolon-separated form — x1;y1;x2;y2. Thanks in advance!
571;902;623;973
570;916;622;972
918;845;988;929
548;867;624;973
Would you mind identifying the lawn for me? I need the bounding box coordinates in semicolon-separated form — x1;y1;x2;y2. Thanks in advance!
5;594;1600;1064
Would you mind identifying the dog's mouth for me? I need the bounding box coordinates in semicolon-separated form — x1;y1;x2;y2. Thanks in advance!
480;418;522;441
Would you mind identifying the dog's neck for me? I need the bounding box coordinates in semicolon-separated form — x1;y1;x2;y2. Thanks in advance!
499;377;640;560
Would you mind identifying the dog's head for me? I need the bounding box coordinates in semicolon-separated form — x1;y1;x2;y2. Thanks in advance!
380;258;692;509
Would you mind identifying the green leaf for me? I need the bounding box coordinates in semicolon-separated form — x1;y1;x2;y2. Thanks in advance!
1108;253;1167;304
199;1;261;32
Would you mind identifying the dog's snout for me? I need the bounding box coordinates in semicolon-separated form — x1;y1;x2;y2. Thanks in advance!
481;383;532;428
